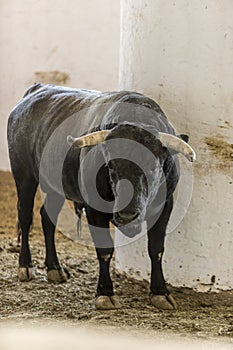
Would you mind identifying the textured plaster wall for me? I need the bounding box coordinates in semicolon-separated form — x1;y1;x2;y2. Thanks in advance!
0;0;120;170
117;0;233;290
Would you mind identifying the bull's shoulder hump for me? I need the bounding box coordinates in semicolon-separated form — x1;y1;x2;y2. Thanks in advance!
115;91;164;112
22;84;101;99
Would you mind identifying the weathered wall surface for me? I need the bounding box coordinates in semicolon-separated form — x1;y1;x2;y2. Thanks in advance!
0;0;120;170
117;0;233;290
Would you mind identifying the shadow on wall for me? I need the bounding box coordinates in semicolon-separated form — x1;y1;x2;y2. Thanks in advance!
34;71;70;85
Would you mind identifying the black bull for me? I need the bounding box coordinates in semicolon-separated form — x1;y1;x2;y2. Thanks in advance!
7;83;195;310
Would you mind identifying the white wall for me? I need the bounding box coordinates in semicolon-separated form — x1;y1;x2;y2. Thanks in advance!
0;0;120;170
117;0;233;290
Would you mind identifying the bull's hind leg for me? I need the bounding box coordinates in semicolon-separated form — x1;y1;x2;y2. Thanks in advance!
15;175;38;282
86;207;121;310
40;192;69;282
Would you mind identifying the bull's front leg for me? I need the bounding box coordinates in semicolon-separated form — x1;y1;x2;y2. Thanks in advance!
147;196;178;310
85;207;121;310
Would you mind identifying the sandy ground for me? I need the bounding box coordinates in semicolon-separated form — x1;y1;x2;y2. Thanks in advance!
0;171;232;343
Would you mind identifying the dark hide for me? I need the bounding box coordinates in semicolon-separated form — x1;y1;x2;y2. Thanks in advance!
8;83;182;301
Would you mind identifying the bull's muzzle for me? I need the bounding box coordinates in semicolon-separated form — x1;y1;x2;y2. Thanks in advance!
114;210;140;225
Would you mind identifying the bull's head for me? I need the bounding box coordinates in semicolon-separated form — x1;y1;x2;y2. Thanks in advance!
67;124;195;237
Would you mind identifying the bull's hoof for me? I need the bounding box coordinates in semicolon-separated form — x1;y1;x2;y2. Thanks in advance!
150;294;178;310
18;267;35;282
47;268;69;283
95;295;121;310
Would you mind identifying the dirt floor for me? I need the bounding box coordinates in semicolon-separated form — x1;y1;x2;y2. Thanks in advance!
0;171;232;341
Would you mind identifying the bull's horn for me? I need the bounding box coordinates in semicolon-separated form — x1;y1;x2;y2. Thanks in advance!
159;132;196;162
67;130;111;148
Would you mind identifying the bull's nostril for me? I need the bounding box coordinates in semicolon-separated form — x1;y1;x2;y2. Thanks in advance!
117;211;139;222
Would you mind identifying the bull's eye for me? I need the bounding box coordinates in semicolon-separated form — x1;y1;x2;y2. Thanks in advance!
149;165;161;175
144;138;151;145
144;138;157;148
148;169;155;178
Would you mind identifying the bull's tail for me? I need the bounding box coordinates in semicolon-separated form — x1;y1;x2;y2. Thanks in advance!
73;202;84;238
16;221;22;244
77;209;83;238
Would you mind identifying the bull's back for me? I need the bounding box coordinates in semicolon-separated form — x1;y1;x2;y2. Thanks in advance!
7;83;174;181
8;83;99;148
7;84;108;176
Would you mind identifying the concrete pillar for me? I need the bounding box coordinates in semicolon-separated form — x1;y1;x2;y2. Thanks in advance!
116;0;233;291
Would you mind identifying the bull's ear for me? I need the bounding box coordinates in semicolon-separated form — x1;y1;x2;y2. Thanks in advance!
178;134;189;143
